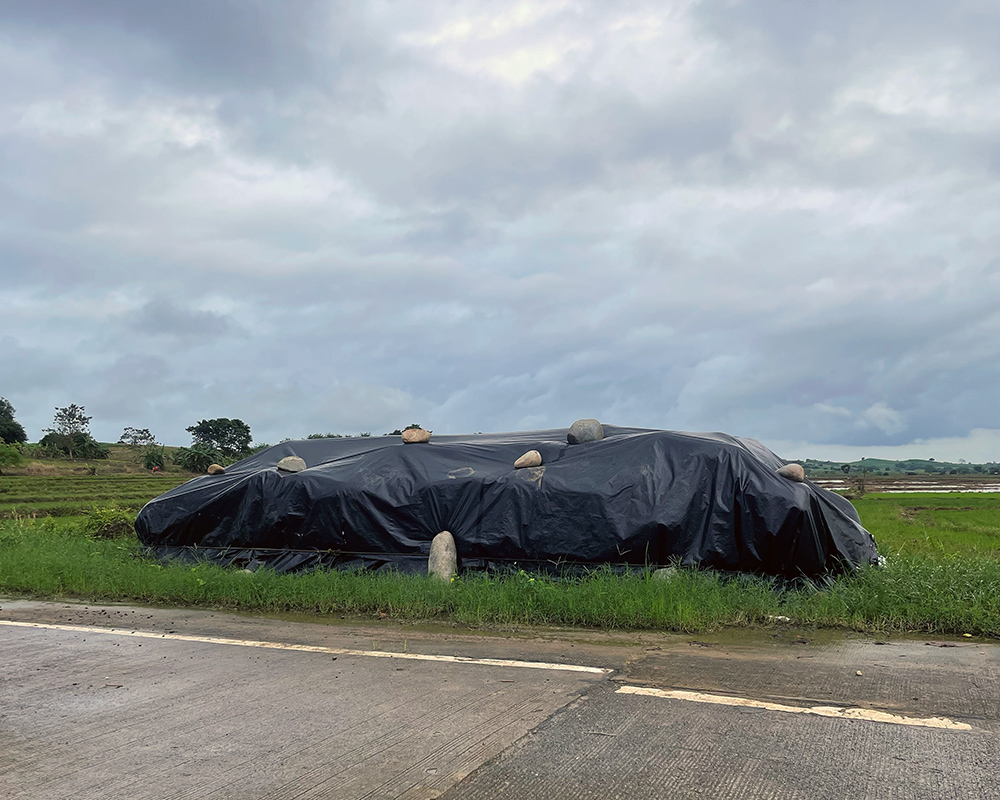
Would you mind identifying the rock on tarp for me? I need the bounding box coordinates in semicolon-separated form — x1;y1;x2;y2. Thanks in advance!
135;426;879;578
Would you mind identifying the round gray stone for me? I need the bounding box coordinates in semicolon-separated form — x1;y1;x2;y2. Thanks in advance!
428;530;457;581
652;567;678;582
514;450;542;469
776;463;805;482
277;456;307;473
567;419;604;444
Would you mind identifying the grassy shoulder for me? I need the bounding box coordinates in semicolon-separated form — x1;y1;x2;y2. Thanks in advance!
1;492;998;637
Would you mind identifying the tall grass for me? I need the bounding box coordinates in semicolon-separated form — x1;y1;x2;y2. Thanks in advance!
2;512;998;637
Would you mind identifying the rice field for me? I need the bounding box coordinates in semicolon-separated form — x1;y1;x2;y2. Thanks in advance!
0;473;190;519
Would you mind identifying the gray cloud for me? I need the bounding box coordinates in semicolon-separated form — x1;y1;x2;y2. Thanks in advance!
0;1;997;458
126;300;234;342
0;0;375;95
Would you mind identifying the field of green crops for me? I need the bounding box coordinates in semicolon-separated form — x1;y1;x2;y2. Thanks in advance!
0;473;190;519
852;494;1000;557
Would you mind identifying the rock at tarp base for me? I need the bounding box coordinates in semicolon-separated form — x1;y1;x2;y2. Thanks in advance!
567;419;604;444
207;464;225;475
277;455;307;473
652;567;677;582
428;530;457;581
514;450;542;469
776;463;805;482
402;428;432;444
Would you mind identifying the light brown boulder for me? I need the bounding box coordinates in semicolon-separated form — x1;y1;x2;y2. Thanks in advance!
776;463;805;482
207;464;225;475
402;428;431;443
428;530;457;581
514;450;542;469
277;455;307;473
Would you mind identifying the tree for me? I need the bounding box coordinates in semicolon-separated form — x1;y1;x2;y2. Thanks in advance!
387;424;422;436
39;431;109;460
0;397;27;445
186;418;252;457
43;404;93;460
118;426;157;448
143;444;165;471
117;426;162;470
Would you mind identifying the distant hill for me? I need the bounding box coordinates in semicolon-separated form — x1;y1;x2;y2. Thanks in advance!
794;457;999;477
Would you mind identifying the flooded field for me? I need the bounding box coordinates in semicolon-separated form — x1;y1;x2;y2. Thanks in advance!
812;476;1000;493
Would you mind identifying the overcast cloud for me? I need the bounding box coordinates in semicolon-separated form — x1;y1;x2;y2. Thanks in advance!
1;0;997;461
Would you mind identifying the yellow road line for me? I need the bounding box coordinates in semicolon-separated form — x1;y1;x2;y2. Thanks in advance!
616;685;973;730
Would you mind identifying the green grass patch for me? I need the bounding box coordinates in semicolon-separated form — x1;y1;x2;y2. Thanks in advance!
0;519;791;631
854;493;1000;557
2;493;998;637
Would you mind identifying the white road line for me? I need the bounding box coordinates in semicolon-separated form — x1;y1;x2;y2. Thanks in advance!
0;619;611;675
616;685;973;731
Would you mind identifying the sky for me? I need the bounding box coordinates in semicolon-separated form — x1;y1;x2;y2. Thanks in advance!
1;0;997;462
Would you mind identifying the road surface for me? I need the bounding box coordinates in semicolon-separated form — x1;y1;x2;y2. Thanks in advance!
2;600;997;799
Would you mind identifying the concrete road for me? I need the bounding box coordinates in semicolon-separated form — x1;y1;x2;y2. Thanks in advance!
1;600;998;799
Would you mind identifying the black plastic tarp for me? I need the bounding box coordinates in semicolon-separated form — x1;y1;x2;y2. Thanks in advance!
135;426;879;578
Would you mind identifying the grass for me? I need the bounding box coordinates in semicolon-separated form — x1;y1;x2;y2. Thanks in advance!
852;493;1000;557
0;490;998;637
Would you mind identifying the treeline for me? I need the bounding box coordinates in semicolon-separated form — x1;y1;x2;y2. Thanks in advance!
1;401;115;473
0;399;266;474
0;397;424;475
12;396;992;478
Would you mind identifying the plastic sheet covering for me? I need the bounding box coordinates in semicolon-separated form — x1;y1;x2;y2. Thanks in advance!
135;426;879;577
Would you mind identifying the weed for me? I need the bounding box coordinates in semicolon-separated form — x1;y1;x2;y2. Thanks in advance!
84;503;135;539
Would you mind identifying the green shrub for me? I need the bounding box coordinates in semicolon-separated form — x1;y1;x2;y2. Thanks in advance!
85;503;136;539
0;443;24;474
173;443;220;473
